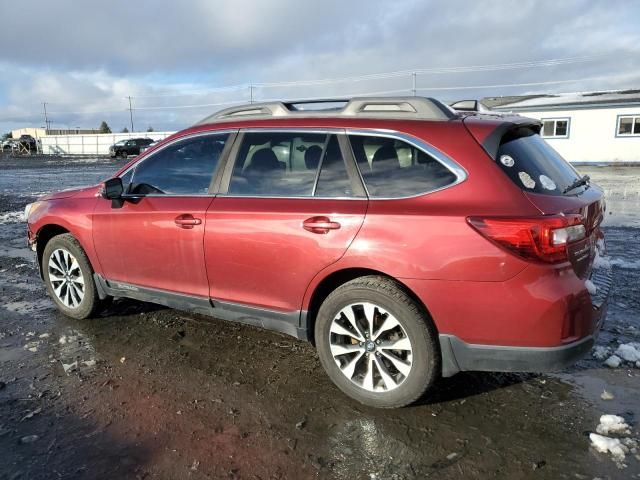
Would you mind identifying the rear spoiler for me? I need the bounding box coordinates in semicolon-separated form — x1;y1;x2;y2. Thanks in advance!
463;115;542;160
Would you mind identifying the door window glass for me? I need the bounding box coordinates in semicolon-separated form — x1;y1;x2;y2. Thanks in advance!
349;135;457;198
130;133;228;195
230;132;344;197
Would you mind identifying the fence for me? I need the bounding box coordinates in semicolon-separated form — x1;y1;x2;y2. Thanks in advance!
40;132;175;155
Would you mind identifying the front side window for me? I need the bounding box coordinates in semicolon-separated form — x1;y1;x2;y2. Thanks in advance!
129;133;229;195
617;115;640;136
541;118;570;138
228;131;352;197
349;135;457;198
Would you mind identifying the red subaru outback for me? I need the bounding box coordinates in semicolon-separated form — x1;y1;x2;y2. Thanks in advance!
25;97;611;407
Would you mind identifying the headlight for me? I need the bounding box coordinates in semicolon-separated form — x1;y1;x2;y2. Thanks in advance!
24;201;42;222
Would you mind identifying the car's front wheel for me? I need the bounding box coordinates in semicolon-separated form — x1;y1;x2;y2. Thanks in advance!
315;276;440;408
42;233;102;319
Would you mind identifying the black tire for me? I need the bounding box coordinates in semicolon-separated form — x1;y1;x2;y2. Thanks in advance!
42;233;103;319
119;150;127;159
315;275;440;408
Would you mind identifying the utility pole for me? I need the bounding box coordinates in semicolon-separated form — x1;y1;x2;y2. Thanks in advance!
127;96;135;132
42;102;50;131
411;72;417;96
249;83;254;104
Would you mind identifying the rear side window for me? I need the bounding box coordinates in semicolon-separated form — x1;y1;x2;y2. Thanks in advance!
349;135;457;198
228;132;353;197
130;133;228;195
496;129;581;195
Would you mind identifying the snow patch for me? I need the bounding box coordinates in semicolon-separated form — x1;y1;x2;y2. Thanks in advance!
615;343;640;363
596;415;631;436
593;250;612;269
0;211;23;224
590;433;628;461
592;345;611;361
601;390;615;400
604;355;621;368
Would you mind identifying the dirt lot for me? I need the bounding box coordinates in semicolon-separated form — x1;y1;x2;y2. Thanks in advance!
0;155;639;479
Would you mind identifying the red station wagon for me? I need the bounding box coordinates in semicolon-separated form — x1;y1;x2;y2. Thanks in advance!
25;97;612;407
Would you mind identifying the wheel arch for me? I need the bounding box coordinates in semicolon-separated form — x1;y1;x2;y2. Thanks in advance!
35;224;70;278
304;267;436;345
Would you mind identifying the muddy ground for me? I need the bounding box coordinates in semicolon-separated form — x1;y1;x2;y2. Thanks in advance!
0;155;639;480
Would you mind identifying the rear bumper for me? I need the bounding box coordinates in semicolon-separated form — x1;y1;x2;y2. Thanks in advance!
439;334;595;377
439;265;612;377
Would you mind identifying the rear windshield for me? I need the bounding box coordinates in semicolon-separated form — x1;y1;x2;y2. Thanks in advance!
496;128;582;196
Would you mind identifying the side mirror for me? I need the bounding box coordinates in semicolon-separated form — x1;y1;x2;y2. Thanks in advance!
102;177;123;200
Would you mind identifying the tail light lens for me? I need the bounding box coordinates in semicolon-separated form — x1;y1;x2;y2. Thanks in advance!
467;215;586;264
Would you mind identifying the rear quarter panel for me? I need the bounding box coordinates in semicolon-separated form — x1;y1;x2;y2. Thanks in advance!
302;121;542;308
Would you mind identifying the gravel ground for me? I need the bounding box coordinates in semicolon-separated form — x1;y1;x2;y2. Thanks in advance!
0;155;639;479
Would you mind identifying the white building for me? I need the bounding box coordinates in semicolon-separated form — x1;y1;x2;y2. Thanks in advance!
487;90;640;163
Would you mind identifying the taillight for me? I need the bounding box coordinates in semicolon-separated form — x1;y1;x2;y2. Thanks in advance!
467;215;586;264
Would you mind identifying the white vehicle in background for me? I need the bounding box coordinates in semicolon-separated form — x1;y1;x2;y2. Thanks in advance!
1;139;19;153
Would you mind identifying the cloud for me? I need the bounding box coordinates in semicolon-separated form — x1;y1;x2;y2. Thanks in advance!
0;0;639;132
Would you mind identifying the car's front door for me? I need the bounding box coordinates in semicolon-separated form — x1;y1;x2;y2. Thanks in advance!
204;130;368;316
93;131;235;297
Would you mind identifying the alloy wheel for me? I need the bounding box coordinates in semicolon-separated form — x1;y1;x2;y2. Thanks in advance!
329;302;413;392
48;248;85;308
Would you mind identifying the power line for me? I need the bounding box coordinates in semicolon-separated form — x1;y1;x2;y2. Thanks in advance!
415;74;621;92
128;54;610;98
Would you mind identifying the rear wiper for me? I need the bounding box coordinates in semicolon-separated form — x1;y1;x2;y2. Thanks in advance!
563;174;590;194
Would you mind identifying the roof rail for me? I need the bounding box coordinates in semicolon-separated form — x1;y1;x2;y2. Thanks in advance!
193;96;456;125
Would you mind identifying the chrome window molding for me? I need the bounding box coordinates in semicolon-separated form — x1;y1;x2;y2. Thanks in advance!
117;127;467;201
238;127;345;134
219;195;365;201
118;129;238;180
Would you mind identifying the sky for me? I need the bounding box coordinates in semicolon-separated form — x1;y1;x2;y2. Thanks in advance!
1;0;639;134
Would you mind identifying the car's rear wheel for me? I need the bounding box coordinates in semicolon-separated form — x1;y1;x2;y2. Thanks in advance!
315;276;440;408
42;234;102;319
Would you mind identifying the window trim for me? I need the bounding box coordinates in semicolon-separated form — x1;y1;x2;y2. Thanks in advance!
118;129;238;198
217;128;367;199
540;117;570;139
345;128;467;200
615;114;640;137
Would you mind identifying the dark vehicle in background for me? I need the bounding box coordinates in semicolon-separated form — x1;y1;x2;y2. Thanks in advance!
139;140;160;154
109;138;154;158
19;135;37;152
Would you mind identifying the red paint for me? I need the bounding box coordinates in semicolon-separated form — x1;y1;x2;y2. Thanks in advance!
27;114;605;350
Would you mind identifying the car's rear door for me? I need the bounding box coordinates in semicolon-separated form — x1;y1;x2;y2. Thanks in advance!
92;131;236;297
203;129;367;318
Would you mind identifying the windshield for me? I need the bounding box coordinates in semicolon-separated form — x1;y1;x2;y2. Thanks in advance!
114;140;127;146
496;129;582;196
